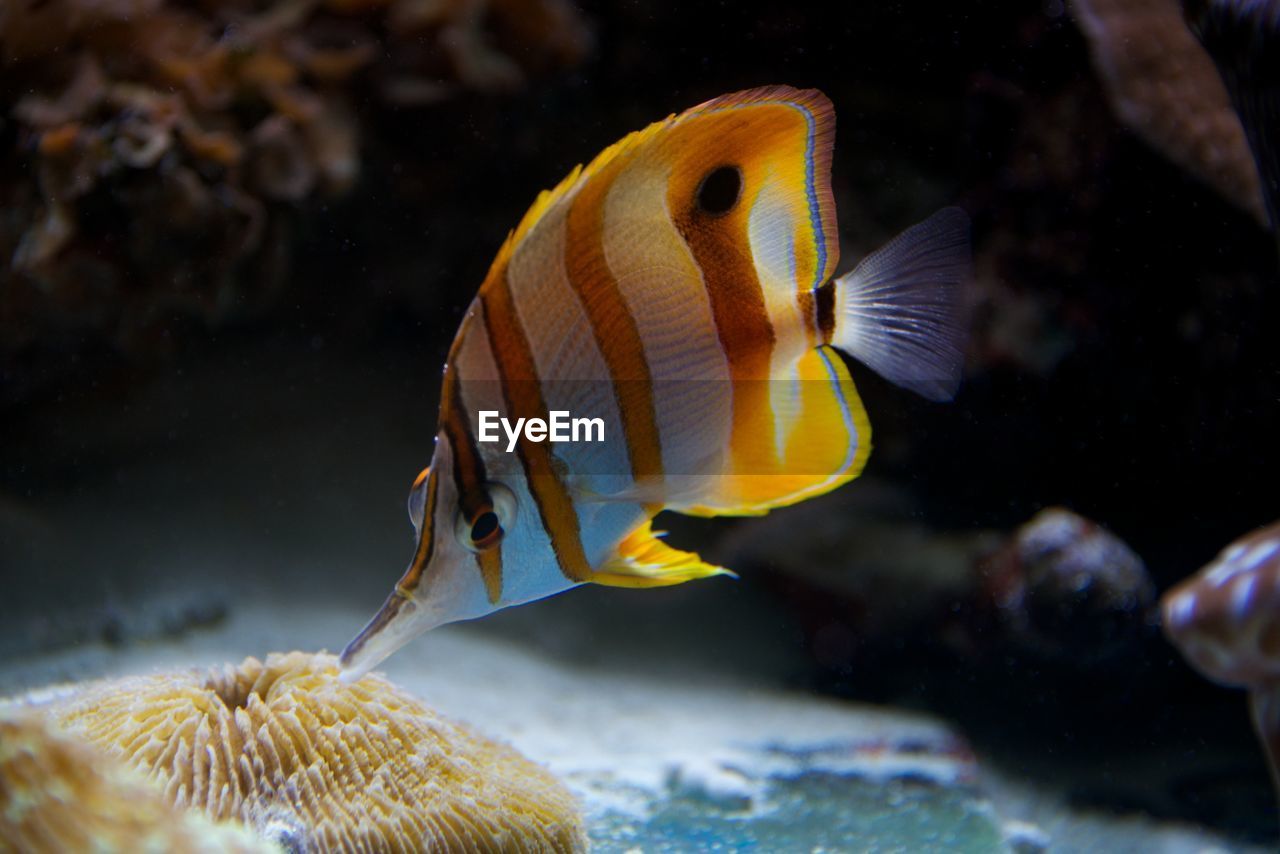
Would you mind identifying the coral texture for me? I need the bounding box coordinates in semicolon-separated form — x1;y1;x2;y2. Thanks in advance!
1069;0;1267;223
42;651;587;852
0;0;591;381
0;710;272;853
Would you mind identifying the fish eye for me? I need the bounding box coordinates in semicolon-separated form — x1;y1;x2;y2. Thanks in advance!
470;511;501;546
695;165;741;215
455;482;517;552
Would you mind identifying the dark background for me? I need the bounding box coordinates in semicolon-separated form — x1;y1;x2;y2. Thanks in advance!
4;0;1279;843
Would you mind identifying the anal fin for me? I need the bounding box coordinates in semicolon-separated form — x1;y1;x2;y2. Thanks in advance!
668;346;871;518
589;520;737;588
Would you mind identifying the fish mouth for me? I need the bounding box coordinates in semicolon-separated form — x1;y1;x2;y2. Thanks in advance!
338;587;420;682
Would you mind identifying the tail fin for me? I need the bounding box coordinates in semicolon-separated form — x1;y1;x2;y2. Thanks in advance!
830;207;971;402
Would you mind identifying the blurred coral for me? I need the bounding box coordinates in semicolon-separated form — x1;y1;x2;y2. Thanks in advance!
0;0;591;383
0;710;272;853
1069;0;1267;223
720;494;1155;677
962;66;1117;379
38;651;587;851
714;483;1000;675
1184;0;1280;228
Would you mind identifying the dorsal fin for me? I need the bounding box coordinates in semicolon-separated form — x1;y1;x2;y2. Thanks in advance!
485;113;676;276
669;346;871;517
484;85;838;290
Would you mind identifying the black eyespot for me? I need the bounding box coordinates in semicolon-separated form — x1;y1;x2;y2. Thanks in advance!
696;165;741;215
470;510;501;546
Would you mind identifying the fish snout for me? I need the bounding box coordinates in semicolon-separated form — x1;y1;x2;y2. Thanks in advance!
338;588;423;682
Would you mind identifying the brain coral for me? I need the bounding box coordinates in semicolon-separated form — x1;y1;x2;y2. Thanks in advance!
0;711;271;853
40;651;586;852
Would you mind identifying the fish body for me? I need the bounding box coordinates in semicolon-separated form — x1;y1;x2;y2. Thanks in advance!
340;86;970;679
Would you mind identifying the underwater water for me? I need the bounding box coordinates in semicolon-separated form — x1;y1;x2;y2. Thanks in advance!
4;1;1280;852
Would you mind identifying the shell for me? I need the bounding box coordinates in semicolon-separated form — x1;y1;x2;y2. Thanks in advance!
979;507;1154;666
1162;521;1280;806
0;710;272;853
36;651;586;852
1162;520;1280;688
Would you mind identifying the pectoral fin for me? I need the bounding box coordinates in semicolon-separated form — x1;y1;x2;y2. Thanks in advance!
589;520;737;588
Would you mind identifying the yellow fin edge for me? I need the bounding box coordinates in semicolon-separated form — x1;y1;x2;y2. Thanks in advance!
671;347;873;518
589;520;737;589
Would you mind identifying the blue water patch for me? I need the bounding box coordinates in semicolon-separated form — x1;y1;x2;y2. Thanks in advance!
589;772;1004;853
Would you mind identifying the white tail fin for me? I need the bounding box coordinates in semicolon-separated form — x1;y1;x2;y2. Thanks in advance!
831;207;971;402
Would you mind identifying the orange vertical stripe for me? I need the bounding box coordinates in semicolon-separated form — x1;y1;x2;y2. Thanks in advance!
479;273;594;583
477;549;503;603
796;289;819;348
441;367;489;519
563;162;666;494
396;466;438;592
440;362;504;603
669;173;778;472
